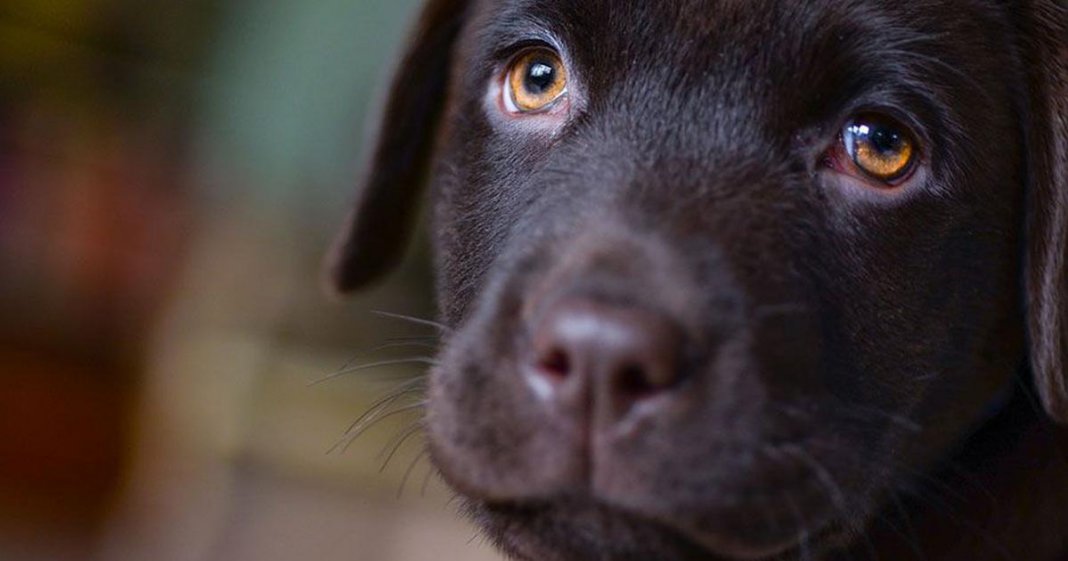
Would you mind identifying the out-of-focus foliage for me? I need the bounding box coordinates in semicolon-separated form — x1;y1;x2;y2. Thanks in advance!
0;2;501;560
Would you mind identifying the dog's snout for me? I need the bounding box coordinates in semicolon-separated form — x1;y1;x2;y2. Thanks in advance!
527;298;682;421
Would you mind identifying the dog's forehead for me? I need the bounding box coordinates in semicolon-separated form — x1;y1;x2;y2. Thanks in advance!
469;0;1013;81
473;0;994;36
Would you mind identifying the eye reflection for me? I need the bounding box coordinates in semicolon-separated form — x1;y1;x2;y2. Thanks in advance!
842;114;917;183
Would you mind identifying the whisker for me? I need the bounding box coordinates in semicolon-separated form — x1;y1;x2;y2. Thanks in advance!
889;479;1015;560
834;445;972;509
335;339;441;372
421;462;438;497
781;493;814;561
782;444;849;517
375;340;440;351
398;448;430;499
385;335;441;344
333;357;439;376
802;438;1015;559
779;401;922;434
332;402;426;455
842;404;923;434
341;378;426;434
372;310;450;332
350;401;425;440
878;491;926;559
379;421;425;472
937;461;1002;508
310;357;438;386
769;442;881;560
812;456;877;561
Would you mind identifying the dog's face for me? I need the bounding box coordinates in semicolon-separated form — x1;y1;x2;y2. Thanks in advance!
329;1;1068;560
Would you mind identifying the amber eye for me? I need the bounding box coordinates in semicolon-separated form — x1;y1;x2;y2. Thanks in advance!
842;114;918;183
505;48;568;114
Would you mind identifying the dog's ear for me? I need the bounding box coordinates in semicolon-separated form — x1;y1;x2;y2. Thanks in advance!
1023;1;1068;423
326;0;469;293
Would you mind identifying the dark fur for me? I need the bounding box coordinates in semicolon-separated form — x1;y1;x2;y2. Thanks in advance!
329;1;1068;559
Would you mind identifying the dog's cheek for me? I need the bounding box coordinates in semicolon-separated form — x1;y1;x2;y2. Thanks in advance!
813;185;1023;471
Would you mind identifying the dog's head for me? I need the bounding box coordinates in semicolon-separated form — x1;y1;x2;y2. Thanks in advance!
328;1;1067;559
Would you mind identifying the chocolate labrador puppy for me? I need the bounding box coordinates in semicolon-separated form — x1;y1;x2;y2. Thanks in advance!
328;0;1068;559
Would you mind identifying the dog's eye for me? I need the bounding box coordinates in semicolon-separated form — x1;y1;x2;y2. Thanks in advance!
840;114;918;183
504;49;568;114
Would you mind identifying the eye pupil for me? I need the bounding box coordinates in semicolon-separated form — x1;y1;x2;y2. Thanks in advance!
524;61;556;94
868;127;903;154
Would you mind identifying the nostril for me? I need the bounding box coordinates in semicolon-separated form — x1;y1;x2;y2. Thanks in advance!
616;363;656;399
537;347;572;380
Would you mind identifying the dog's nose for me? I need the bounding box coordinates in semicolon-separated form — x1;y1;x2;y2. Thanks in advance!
528;298;682;421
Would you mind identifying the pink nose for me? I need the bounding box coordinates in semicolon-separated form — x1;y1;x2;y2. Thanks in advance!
527;298;682;422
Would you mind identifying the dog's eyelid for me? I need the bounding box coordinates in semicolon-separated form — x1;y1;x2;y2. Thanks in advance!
486;22;569;63
491;38;558;64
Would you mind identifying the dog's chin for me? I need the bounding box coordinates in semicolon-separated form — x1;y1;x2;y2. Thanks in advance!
428;422;855;561
462;497;839;561
428;428;860;561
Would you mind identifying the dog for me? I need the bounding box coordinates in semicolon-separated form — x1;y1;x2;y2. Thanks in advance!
327;1;1068;559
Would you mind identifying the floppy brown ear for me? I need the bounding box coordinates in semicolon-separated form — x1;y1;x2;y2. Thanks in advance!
1022;0;1068;423
326;0;469;293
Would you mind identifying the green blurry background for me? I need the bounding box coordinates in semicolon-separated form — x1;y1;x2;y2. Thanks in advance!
0;1;503;560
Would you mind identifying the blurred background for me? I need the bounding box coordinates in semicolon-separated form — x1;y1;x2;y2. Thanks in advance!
0;1;504;560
